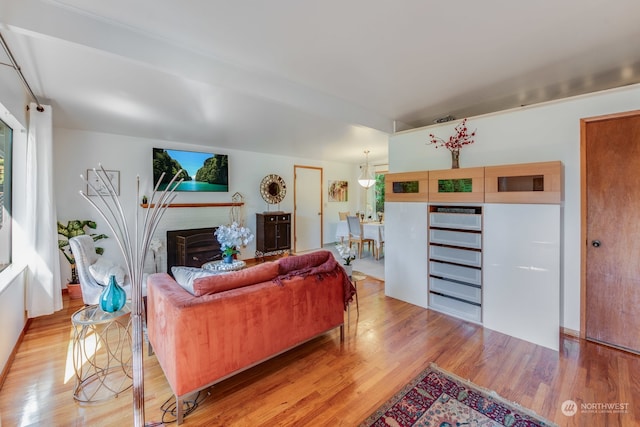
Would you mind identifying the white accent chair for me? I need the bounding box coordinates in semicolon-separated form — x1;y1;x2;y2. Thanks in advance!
69;235;142;305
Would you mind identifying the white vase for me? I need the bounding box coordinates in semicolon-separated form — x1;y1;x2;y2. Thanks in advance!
343;264;353;278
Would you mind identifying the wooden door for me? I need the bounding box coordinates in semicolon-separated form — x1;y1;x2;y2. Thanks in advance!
294;166;322;253
583;110;640;352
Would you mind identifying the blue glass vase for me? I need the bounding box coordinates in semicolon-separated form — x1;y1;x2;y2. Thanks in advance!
223;254;234;264
100;274;127;312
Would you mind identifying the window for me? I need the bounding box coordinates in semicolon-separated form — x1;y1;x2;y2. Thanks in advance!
375;172;385;214
0;118;12;271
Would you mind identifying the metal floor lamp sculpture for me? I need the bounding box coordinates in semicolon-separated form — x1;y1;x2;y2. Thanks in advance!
80;165;183;427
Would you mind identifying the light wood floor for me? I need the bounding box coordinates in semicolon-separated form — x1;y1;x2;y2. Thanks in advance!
1;278;639;426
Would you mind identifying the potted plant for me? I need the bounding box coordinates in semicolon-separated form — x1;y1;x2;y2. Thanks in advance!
214;222;255;264
57;220;108;299
336;243;356;277
428;118;476;169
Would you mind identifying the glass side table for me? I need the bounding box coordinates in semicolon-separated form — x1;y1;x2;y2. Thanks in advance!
71;303;133;402
347;270;366;324
351;270;366;316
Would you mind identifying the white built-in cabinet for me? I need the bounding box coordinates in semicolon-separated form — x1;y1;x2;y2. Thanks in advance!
428;206;483;323
384;161;562;351
384;202;429;308
483;204;560;350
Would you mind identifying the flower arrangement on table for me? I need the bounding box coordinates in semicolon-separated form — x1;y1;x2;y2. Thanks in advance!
214;222;255;262
149;238;163;273
335;243;356;266
428;118;476;168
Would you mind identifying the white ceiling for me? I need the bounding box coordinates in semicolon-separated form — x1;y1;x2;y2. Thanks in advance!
1;0;639;164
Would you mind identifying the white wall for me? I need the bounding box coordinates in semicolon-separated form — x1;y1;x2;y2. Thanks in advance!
0;266;25;373
0;76;29;128
0;88;30;378
53;128;363;279
389;83;640;332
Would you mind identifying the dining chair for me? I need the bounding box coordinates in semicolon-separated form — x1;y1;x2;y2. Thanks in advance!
346;215;374;258
371;222;384;260
376;238;384;260
338;211;350;221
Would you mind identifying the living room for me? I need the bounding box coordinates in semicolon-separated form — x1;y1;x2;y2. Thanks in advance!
2;1;640;426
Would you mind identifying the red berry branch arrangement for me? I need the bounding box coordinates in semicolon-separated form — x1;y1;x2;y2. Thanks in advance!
428;118;477;152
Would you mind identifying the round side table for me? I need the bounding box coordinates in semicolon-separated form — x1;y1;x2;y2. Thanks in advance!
202;259;246;272
71;303;133;402
351;270;367;317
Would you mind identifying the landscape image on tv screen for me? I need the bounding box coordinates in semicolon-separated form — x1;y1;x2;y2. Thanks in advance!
153;148;229;192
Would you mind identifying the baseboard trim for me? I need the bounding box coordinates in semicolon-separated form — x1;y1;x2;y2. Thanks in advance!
560;326;580;338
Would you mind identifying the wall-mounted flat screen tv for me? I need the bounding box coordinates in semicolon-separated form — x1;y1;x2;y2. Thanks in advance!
153;148;229;192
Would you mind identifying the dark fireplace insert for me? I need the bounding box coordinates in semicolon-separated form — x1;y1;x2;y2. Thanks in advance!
166;227;222;274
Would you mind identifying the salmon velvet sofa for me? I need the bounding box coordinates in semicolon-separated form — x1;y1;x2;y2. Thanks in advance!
147;250;355;423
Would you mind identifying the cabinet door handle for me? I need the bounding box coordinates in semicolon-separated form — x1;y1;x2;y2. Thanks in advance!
591;240;601;248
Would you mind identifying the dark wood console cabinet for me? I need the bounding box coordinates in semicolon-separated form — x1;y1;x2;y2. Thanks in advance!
255;212;291;257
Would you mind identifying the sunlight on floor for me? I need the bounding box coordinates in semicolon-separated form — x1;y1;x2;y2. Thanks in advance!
18;392;41;427
64;328;101;384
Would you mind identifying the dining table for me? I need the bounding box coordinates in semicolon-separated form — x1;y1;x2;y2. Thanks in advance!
336;220;384;259
362;222;384;259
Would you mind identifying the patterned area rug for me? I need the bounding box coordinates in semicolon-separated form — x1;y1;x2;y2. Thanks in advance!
360;364;558;427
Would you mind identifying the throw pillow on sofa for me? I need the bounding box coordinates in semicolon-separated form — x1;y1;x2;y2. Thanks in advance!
171;266;221;295
89;256;126;285
192;261;279;296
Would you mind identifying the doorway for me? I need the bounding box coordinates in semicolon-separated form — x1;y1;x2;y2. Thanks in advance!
294;166;323;253
581;110;640;353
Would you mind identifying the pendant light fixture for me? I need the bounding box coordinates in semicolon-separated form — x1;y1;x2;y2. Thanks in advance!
358;150;375;188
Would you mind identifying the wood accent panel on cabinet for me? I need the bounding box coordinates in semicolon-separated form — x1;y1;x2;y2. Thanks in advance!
384;171;429;202
484;161;562;204
428;167;485;203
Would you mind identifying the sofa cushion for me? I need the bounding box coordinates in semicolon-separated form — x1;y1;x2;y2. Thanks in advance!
192;261;279;296
171;266;221;295
89;256;126;285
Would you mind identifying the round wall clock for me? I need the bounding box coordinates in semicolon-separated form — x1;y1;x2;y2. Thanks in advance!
260;174;286;204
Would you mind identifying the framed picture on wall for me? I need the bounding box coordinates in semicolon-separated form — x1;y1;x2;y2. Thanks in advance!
87;169;120;196
152;148;229;192
328;180;348;202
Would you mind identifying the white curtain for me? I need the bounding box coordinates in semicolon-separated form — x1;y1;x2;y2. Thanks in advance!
25;103;62;317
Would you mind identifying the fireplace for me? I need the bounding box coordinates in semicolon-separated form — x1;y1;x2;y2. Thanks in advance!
166;227;222;273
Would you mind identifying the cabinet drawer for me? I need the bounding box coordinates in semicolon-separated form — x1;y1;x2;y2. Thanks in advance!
430;261;481;286
265;214;290;222
430;277;481;304
429;229;481;249
429;293;482;323
429;213;482;230
430;245;481;267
